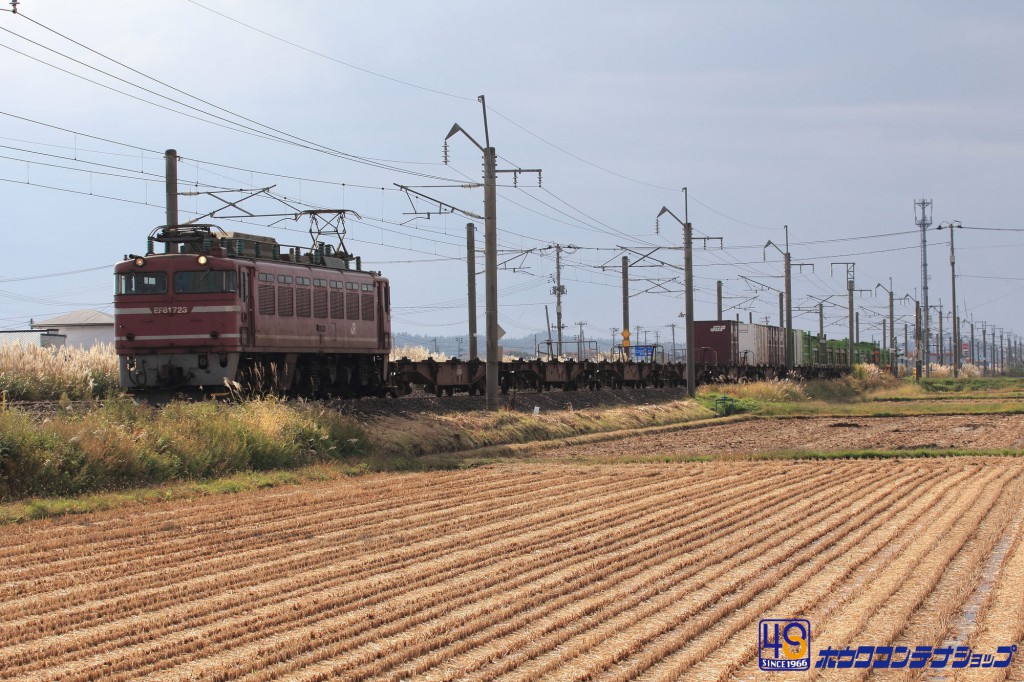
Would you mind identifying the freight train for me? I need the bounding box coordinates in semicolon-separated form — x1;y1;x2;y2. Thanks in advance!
114;226;871;397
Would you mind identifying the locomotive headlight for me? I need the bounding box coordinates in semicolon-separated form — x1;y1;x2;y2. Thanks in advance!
133;256;146;267
197;255;208;265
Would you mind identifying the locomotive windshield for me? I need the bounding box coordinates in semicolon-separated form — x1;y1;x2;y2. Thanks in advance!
174;270;238;294
116;272;167;295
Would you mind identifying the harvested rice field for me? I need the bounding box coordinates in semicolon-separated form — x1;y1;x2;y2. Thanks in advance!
3;457;1024;680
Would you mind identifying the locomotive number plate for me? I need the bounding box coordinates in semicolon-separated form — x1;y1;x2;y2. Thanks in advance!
153;306;189;314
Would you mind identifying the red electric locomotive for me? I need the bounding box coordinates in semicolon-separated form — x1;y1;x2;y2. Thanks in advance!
115;224;392;395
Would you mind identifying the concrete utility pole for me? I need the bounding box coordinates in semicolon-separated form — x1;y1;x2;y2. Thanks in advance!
621;256;630;355
165;149;178;252
982;324;988;375
658;192;707;398
764;227;805;371
872;280;897;376
992;329;998;374
576;321;587;360
904;323;909;375
999;329;1005;374
483;139;499;404
916;301;923;381
937;302;944;367
937;221;962;376
544;305;553;358
970;319;976;367
660;203;696;395
833;262;857;367
553;245;566;357
669;322;677;362
848;278;855;365
466;223;478;360
916;198;933;374
717;280;723;320
445;96;541;410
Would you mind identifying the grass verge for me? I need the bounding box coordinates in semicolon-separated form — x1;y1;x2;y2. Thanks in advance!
0;396;367;501
0;395;719;520
3;371;1022;523
366;399;716;457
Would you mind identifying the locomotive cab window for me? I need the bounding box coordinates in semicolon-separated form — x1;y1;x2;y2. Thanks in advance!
116;272;167;295
174;270;238;294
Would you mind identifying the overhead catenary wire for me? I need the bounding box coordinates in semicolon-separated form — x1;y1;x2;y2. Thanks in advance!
174;0;789;233
2;16;469;183
2;13;1020;337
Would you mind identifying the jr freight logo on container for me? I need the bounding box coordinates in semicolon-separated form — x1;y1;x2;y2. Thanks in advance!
759;619;811;671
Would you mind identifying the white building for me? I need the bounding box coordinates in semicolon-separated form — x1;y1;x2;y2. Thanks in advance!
31;310;114;349
0;329;66;348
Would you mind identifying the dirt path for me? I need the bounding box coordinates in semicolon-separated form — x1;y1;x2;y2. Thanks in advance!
533;414;1024;460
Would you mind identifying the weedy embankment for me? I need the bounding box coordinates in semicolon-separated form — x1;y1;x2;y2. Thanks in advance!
0;397;366;502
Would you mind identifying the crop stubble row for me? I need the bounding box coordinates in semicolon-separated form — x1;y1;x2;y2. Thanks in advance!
1;458;1022;681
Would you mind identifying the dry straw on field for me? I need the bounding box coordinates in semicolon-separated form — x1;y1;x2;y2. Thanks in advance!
697;378;806;403
928;363;983;378
2;458;1021;680
390;345;448;361
0;342;119;401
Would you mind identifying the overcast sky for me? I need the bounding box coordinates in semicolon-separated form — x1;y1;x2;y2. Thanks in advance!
1;1;1022;354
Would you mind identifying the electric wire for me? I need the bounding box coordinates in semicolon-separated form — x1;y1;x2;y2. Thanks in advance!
5;16;469;182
